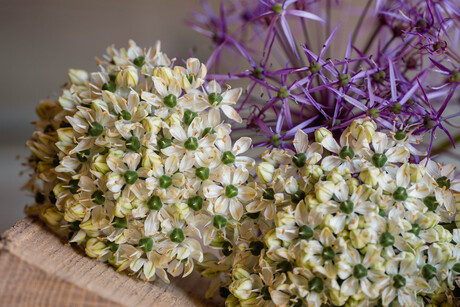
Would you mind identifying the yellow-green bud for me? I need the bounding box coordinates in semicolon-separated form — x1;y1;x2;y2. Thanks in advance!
68;69;88;85
142;117;162;134
41;207;62;226
315;127;333;143
256;162;275;183
229;278;253;300
359;167;379;186
85;238;107;258
305;165;323;180
315;181;335;202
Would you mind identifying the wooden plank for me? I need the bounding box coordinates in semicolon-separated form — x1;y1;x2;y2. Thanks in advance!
0;218;221;307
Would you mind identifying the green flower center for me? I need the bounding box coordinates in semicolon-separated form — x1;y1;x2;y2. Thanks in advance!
272;3;283;14
222;241;233;256
423;196;438;211
107;241;119;253
187;196;203;211
225;184;238;198
392;102;402;114
422;264;437;280
139;237;153;252
147;195;162;210
183;109;198;125
201;127;215;138
124;170;138;185
369;108;380;119
113;217;127;228
340;200;354;214
339;146;354;159
163;94;177;108
353;264;368;279
89;121;103;136
436;176;451;189
125;136;140;152
452;263;460;273
270;134;282;147
372;70;386;83
102;81;116;93
277;86;289;99
246;212;260;219
339;73;351;86
310;62;322;74
263;188;275;200
394;130;407;141
293;153;307;168
92;190;105;205
69;179;80;194
208;92;223;105
308;277;323;293
159;175;172;189
289;295;303;307
291;190;306;204
158;138;172;149
393;187;408;201
261;286;271;300
380;232;395;247
195;167;210;181
249;241;265;256
321;246;335;260
276;261;293;273
221;151;235;164
213;215;227;229
77;149;90;162
170;228;185;243
298;225;314;240
133;55;145;67
409;223;420;236
393;274;406;289
120;110;132;120
184;137;198;151
372;153;388;168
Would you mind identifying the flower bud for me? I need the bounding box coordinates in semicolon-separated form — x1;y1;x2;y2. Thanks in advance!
64;198;86;222
68;69;89;85
359;167;379;186
350;117;376;142
116;66;139;88
142;116;162;134
142;149;162;169
315;127;332;143
346;177;359;195
435;225;453;243
172;202;189;220
41;207;63;226
229;278;253;300
326;168;344;184
79;219;101;237
305;165;323;180
275;211;296;227
256;162;275;183
232;264;250;280
315;181;335;202
115;197;134;217
91;154;110;177
85;238;107;258
264;229;282;251
419;212;440;229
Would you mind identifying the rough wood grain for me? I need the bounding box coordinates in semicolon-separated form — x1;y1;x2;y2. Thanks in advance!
0;217;222;307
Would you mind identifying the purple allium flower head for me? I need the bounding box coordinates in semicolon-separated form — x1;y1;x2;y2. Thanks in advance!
188;0;460;156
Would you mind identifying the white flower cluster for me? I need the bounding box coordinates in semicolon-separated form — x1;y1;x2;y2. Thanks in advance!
25;41;460;306
26;40;252;283
202;122;460;306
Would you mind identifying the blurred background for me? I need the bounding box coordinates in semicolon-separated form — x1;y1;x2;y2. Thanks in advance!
0;0;215;231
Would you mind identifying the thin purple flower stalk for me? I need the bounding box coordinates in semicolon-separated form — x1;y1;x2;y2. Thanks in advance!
187;0;460;155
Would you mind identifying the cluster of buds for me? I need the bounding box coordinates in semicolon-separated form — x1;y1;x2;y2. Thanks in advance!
25;42;460;306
